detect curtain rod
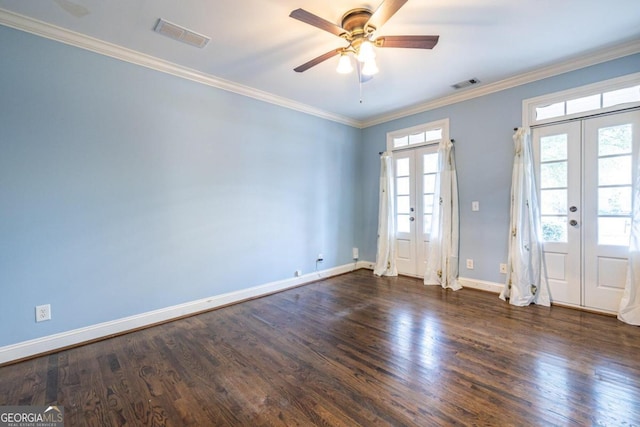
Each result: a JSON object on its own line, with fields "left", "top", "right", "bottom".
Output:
{"left": 378, "top": 139, "right": 455, "bottom": 155}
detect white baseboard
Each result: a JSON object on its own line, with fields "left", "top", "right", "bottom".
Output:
{"left": 0, "top": 263, "right": 363, "bottom": 365}
{"left": 458, "top": 277, "right": 504, "bottom": 294}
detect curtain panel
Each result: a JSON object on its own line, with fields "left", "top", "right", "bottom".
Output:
{"left": 502, "top": 128, "right": 550, "bottom": 306}
{"left": 424, "top": 139, "right": 461, "bottom": 290}
{"left": 619, "top": 138, "right": 640, "bottom": 325}
{"left": 374, "top": 152, "right": 398, "bottom": 277}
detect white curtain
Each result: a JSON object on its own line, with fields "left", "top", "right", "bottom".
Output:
{"left": 424, "top": 139, "right": 461, "bottom": 290}
{"left": 501, "top": 128, "right": 550, "bottom": 306}
{"left": 374, "top": 152, "right": 398, "bottom": 277}
{"left": 618, "top": 146, "right": 640, "bottom": 325}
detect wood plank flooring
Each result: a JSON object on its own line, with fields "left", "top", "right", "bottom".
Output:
{"left": 1, "top": 269, "right": 640, "bottom": 426}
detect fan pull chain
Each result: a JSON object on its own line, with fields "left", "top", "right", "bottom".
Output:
{"left": 359, "top": 78, "right": 363, "bottom": 104}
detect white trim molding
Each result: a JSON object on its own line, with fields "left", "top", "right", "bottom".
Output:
{"left": 458, "top": 277, "right": 504, "bottom": 294}
{"left": 363, "top": 39, "right": 640, "bottom": 128}
{"left": 0, "top": 262, "right": 362, "bottom": 365}
{"left": 1, "top": 8, "right": 639, "bottom": 129}
{"left": 0, "top": 8, "right": 360, "bottom": 128}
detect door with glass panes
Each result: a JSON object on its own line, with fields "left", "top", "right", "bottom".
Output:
{"left": 393, "top": 146, "right": 438, "bottom": 276}
{"left": 534, "top": 110, "right": 640, "bottom": 312}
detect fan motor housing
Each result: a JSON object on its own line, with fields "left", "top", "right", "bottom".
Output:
{"left": 341, "top": 8, "right": 374, "bottom": 39}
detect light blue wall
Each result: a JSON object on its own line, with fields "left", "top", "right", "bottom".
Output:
{"left": 1, "top": 21, "right": 638, "bottom": 349}
{"left": 0, "top": 25, "right": 361, "bottom": 347}
{"left": 358, "top": 53, "right": 640, "bottom": 282}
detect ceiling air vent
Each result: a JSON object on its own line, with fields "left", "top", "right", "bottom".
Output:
{"left": 452, "top": 78, "right": 480, "bottom": 90}
{"left": 154, "top": 18, "right": 210, "bottom": 48}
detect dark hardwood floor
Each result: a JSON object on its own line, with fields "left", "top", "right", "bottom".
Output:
{"left": 1, "top": 269, "right": 640, "bottom": 426}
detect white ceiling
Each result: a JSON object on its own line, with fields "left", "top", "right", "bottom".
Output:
{"left": 1, "top": 0, "right": 639, "bottom": 125}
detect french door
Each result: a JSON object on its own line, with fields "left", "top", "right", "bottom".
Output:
{"left": 393, "top": 146, "right": 438, "bottom": 276}
{"left": 534, "top": 110, "right": 640, "bottom": 312}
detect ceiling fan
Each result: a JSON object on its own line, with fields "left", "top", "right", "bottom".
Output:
{"left": 289, "top": 0, "right": 439, "bottom": 80}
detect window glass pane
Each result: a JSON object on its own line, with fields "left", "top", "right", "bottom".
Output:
{"left": 603, "top": 85, "right": 640, "bottom": 108}
{"left": 394, "top": 136, "right": 408, "bottom": 147}
{"left": 598, "top": 217, "right": 631, "bottom": 246}
{"left": 423, "top": 154, "right": 438, "bottom": 173}
{"left": 425, "top": 128, "right": 443, "bottom": 142}
{"left": 536, "top": 102, "right": 565, "bottom": 120}
{"left": 599, "top": 156, "right": 632, "bottom": 186}
{"left": 397, "top": 195, "right": 410, "bottom": 214}
{"left": 542, "top": 216, "right": 567, "bottom": 242}
{"left": 598, "top": 124, "right": 632, "bottom": 156}
{"left": 423, "top": 174, "right": 436, "bottom": 193}
{"left": 424, "top": 214, "right": 432, "bottom": 234}
{"left": 540, "top": 161, "right": 567, "bottom": 189}
{"left": 566, "top": 94, "right": 601, "bottom": 115}
{"left": 397, "top": 214, "right": 410, "bottom": 233}
{"left": 599, "top": 187, "right": 632, "bottom": 215}
{"left": 540, "top": 134, "right": 567, "bottom": 161}
{"left": 540, "top": 189, "right": 567, "bottom": 215}
{"left": 396, "top": 158, "right": 410, "bottom": 176}
{"left": 423, "top": 194, "right": 434, "bottom": 214}
{"left": 396, "top": 177, "right": 410, "bottom": 195}
{"left": 409, "top": 132, "right": 425, "bottom": 144}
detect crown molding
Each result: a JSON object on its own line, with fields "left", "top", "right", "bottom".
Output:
{"left": 361, "top": 38, "right": 640, "bottom": 128}
{"left": 0, "top": 8, "right": 361, "bottom": 128}
{"left": 1, "top": 8, "right": 638, "bottom": 130}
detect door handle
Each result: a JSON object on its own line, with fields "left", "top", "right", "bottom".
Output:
{"left": 410, "top": 217, "right": 415, "bottom": 222}
{"left": 570, "top": 219, "right": 578, "bottom": 226}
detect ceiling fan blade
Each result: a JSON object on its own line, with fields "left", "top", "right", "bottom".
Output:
{"left": 289, "top": 9, "right": 346, "bottom": 38}
{"left": 366, "top": 0, "right": 408, "bottom": 30}
{"left": 376, "top": 35, "right": 440, "bottom": 49}
{"left": 294, "top": 49, "right": 342, "bottom": 72}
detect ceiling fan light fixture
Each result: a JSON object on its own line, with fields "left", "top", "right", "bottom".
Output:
{"left": 336, "top": 52, "right": 354, "bottom": 74}
{"left": 361, "top": 58, "right": 379, "bottom": 76}
{"left": 357, "top": 39, "right": 376, "bottom": 62}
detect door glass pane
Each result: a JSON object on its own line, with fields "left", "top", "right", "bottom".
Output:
{"left": 396, "top": 158, "right": 410, "bottom": 176}
{"left": 423, "top": 194, "right": 434, "bottom": 214}
{"left": 540, "top": 161, "right": 567, "bottom": 188}
{"left": 599, "top": 156, "right": 632, "bottom": 186}
{"left": 423, "top": 154, "right": 438, "bottom": 173}
{"left": 566, "top": 94, "right": 601, "bottom": 115}
{"left": 394, "top": 136, "right": 408, "bottom": 148}
{"left": 424, "top": 214, "right": 432, "bottom": 234}
{"left": 540, "top": 134, "right": 567, "bottom": 161}
{"left": 541, "top": 216, "right": 567, "bottom": 242}
{"left": 397, "top": 214, "right": 410, "bottom": 233}
{"left": 423, "top": 174, "right": 436, "bottom": 192}
{"left": 409, "top": 132, "right": 425, "bottom": 144}
{"left": 425, "top": 128, "right": 443, "bottom": 142}
{"left": 396, "top": 177, "right": 410, "bottom": 195}
{"left": 602, "top": 85, "right": 640, "bottom": 108}
{"left": 598, "top": 187, "right": 632, "bottom": 215}
{"left": 598, "top": 124, "right": 632, "bottom": 156}
{"left": 397, "top": 195, "right": 410, "bottom": 214}
{"left": 541, "top": 189, "right": 567, "bottom": 214}
{"left": 536, "top": 102, "right": 565, "bottom": 120}
{"left": 598, "top": 217, "right": 631, "bottom": 246}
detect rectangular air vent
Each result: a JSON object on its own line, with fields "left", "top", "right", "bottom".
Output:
{"left": 154, "top": 18, "right": 210, "bottom": 48}
{"left": 452, "top": 78, "right": 480, "bottom": 90}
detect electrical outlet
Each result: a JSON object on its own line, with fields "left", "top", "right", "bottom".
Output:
{"left": 466, "top": 259, "right": 474, "bottom": 269}
{"left": 500, "top": 263, "right": 508, "bottom": 274}
{"left": 352, "top": 247, "right": 359, "bottom": 259}
{"left": 36, "top": 304, "right": 51, "bottom": 322}
{"left": 317, "top": 253, "right": 324, "bottom": 262}
{"left": 294, "top": 270, "right": 302, "bottom": 277}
